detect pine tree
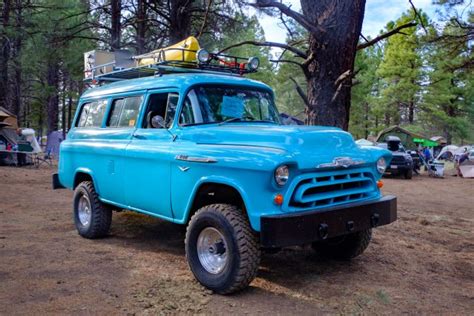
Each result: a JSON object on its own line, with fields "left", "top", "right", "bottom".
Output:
{"left": 376, "top": 11, "right": 425, "bottom": 127}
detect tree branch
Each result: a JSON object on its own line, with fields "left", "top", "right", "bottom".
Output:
{"left": 217, "top": 41, "right": 307, "bottom": 59}
{"left": 270, "top": 59, "right": 303, "bottom": 68}
{"left": 246, "top": 0, "right": 320, "bottom": 34}
{"left": 409, "top": 0, "right": 427, "bottom": 34}
{"left": 197, "top": 0, "right": 213, "bottom": 39}
{"left": 289, "top": 77, "right": 309, "bottom": 108}
{"left": 357, "top": 22, "right": 417, "bottom": 50}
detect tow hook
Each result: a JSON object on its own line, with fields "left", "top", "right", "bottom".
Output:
{"left": 318, "top": 223, "right": 329, "bottom": 240}
{"left": 346, "top": 221, "right": 355, "bottom": 232}
{"left": 371, "top": 213, "right": 380, "bottom": 227}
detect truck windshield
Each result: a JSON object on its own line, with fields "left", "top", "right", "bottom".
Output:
{"left": 179, "top": 86, "right": 280, "bottom": 126}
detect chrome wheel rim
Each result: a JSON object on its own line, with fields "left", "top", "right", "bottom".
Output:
{"left": 78, "top": 194, "right": 92, "bottom": 227}
{"left": 197, "top": 227, "right": 228, "bottom": 274}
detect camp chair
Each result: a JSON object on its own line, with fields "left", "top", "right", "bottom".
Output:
{"left": 34, "top": 148, "right": 53, "bottom": 168}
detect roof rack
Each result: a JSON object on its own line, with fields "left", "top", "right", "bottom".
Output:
{"left": 84, "top": 39, "right": 260, "bottom": 84}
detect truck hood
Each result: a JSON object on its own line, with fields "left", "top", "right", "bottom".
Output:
{"left": 179, "top": 124, "right": 388, "bottom": 169}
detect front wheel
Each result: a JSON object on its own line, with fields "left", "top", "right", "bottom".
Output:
{"left": 73, "top": 181, "right": 112, "bottom": 239}
{"left": 185, "top": 204, "right": 260, "bottom": 294}
{"left": 312, "top": 229, "right": 372, "bottom": 260}
{"left": 404, "top": 169, "right": 413, "bottom": 179}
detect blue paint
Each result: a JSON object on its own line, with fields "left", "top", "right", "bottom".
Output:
{"left": 58, "top": 73, "right": 392, "bottom": 231}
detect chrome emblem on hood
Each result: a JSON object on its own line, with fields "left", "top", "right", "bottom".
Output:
{"left": 317, "top": 157, "right": 365, "bottom": 169}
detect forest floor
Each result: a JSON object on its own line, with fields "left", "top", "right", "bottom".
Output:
{"left": 1, "top": 165, "right": 473, "bottom": 315}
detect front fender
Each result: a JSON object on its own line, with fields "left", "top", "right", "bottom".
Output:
{"left": 176, "top": 175, "right": 251, "bottom": 224}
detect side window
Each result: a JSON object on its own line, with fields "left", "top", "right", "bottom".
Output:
{"left": 77, "top": 103, "right": 92, "bottom": 127}
{"left": 142, "top": 92, "right": 179, "bottom": 128}
{"left": 107, "top": 96, "right": 143, "bottom": 128}
{"left": 76, "top": 100, "right": 107, "bottom": 127}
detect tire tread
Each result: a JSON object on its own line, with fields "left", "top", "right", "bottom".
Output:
{"left": 185, "top": 204, "right": 260, "bottom": 294}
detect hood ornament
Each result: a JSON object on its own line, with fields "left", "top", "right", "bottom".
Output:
{"left": 317, "top": 157, "right": 365, "bottom": 169}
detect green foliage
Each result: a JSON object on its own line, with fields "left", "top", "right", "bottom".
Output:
{"left": 349, "top": 46, "right": 382, "bottom": 139}
{"left": 376, "top": 11, "right": 424, "bottom": 126}
{"left": 421, "top": 20, "right": 474, "bottom": 143}
{"left": 271, "top": 21, "right": 308, "bottom": 117}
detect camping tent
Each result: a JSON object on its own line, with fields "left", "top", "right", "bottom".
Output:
{"left": 0, "top": 106, "right": 18, "bottom": 129}
{"left": 46, "top": 131, "right": 64, "bottom": 157}
{"left": 376, "top": 125, "right": 438, "bottom": 150}
{"left": 436, "top": 145, "right": 459, "bottom": 160}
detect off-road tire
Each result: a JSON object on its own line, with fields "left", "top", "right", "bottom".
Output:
{"left": 312, "top": 229, "right": 372, "bottom": 261}
{"left": 73, "top": 181, "right": 112, "bottom": 239}
{"left": 185, "top": 204, "right": 260, "bottom": 294}
{"left": 404, "top": 169, "right": 413, "bottom": 179}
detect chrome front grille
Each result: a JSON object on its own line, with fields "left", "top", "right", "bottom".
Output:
{"left": 288, "top": 169, "right": 378, "bottom": 210}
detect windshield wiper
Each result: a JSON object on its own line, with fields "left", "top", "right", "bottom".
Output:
{"left": 249, "top": 120, "right": 279, "bottom": 124}
{"left": 218, "top": 117, "right": 279, "bottom": 126}
{"left": 218, "top": 117, "right": 245, "bottom": 125}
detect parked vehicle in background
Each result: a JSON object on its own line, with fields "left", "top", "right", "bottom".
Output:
{"left": 377, "top": 136, "right": 413, "bottom": 179}
{"left": 52, "top": 41, "right": 398, "bottom": 294}
{"left": 468, "top": 149, "right": 474, "bottom": 162}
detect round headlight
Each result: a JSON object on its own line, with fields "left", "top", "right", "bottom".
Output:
{"left": 377, "top": 157, "right": 387, "bottom": 174}
{"left": 247, "top": 57, "right": 260, "bottom": 71}
{"left": 275, "top": 165, "right": 289, "bottom": 186}
{"left": 197, "top": 49, "right": 210, "bottom": 63}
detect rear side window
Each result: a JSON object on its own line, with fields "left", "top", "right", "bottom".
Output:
{"left": 77, "top": 100, "right": 108, "bottom": 127}
{"left": 107, "top": 96, "right": 143, "bottom": 128}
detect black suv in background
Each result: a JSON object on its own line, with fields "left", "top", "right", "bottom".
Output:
{"left": 377, "top": 136, "right": 413, "bottom": 179}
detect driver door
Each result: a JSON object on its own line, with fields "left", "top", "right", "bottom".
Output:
{"left": 124, "top": 89, "right": 179, "bottom": 219}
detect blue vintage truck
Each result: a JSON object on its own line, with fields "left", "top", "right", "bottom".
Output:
{"left": 54, "top": 45, "right": 396, "bottom": 294}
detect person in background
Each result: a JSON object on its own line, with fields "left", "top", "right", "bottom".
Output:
{"left": 423, "top": 146, "right": 432, "bottom": 162}
{"left": 456, "top": 148, "right": 470, "bottom": 177}
{"left": 16, "top": 128, "right": 27, "bottom": 167}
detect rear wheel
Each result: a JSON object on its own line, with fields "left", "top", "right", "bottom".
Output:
{"left": 185, "top": 204, "right": 260, "bottom": 294}
{"left": 312, "top": 229, "right": 372, "bottom": 260}
{"left": 73, "top": 181, "right": 112, "bottom": 239}
{"left": 404, "top": 169, "right": 413, "bottom": 179}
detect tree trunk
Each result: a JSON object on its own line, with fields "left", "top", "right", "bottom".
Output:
{"left": 61, "top": 73, "right": 66, "bottom": 139}
{"left": 0, "top": 0, "right": 11, "bottom": 111}
{"left": 67, "top": 79, "right": 73, "bottom": 131}
{"left": 46, "top": 61, "right": 60, "bottom": 134}
{"left": 136, "top": 0, "right": 147, "bottom": 54}
{"left": 168, "top": 0, "right": 192, "bottom": 43}
{"left": 11, "top": 0, "right": 23, "bottom": 119}
{"left": 408, "top": 100, "right": 414, "bottom": 123}
{"left": 364, "top": 102, "right": 369, "bottom": 139}
{"left": 111, "top": 0, "right": 121, "bottom": 50}
{"left": 302, "top": 0, "right": 366, "bottom": 130}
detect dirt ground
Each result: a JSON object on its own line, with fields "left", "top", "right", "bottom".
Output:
{"left": 1, "top": 165, "right": 473, "bottom": 315}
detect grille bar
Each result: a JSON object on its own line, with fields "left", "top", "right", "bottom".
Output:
{"left": 297, "top": 184, "right": 373, "bottom": 204}
{"left": 288, "top": 169, "right": 378, "bottom": 211}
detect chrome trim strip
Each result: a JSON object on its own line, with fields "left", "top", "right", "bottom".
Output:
{"left": 317, "top": 157, "right": 365, "bottom": 169}
{"left": 175, "top": 155, "right": 217, "bottom": 163}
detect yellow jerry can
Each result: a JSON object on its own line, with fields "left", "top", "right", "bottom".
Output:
{"left": 136, "top": 36, "right": 200, "bottom": 66}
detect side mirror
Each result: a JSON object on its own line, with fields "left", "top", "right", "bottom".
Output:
{"left": 151, "top": 115, "right": 166, "bottom": 128}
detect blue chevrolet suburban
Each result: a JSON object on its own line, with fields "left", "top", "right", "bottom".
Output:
{"left": 54, "top": 61, "right": 397, "bottom": 294}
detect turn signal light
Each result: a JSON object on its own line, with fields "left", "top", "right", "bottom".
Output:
{"left": 377, "top": 180, "right": 384, "bottom": 189}
{"left": 274, "top": 193, "right": 284, "bottom": 205}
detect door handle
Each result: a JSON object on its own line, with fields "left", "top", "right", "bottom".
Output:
{"left": 132, "top": 134, "right": 147, "bottom": 140}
